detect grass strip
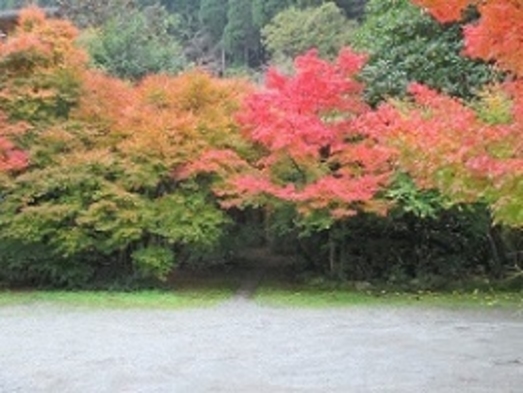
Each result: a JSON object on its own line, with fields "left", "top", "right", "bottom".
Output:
{"left": 0, "top": 288, "right": 234, "bottom": 309}
{"left": 254, "top": 285, "right": 523, "bottom": 309}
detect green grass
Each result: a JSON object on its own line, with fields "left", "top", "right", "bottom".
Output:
{"left": 0, "top": 266, "right": 243, "bottom": 309}
{"left": 0, "top": 288, "right": 234, "bottom": 309}
{"left": 0, "top": 288, "right": 520, "bottom": 310}
{"left": 1, "top": 273, "right": 521, "bottom": 310}
{"left": 254, "top": 285, "right": 523, "bottom": 309}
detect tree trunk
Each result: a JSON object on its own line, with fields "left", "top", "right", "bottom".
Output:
{"left": 329, "top": 229, "right": 336, "bottom": 275}
{"left": 486, "top": 218, "right": 507, "bottom": 278}
{"left": 220, "top": 47, "right": 226, "bottom": 75}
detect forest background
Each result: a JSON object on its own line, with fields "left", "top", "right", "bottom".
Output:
{"left": 0, "top": 0, "right": 521, "bottom": 291}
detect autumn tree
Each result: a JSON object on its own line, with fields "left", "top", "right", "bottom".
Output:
{"left": 0, "top": 6, "right": 75, "bottom": 183}
{"left": 1, "top": 69, "right": 250, "bottom": 285}
{"left": 0, "top": 6, "right": 86, "bottom": 123}
{"left": 0, "top": 5, "right": 84, "bottom": 179}
{"left": 182, "top": 50, "right": 395, "bottom": 273}
{"left": 378, "top": 0, "right": 523, "bottom": 228}
{"left": 412, "top": 0, "right": 523, "bottom": 76}
{"left": 0, "top": 113, "right": 27, "bottom": 173}
{"left": 353, "top": 0, "right": 521, "bottom": 279}
{"left": 0, "top": 8, "right": 252, "bottom": 286}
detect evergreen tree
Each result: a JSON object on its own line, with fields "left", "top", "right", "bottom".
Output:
{"left": 222, "top": 0, "right": 259, "bottom": 66}
{"left": 334, "top": 0, "right": 367, "bottom": 19}
{"left": 352, "top": 0, "right": 497, "bottom": 105}
{"left": 197, "top": 0, "right": 228, "bottom": 72}
{"left": 198, "top": 0, "right": 227, "bottom": 41}
{"left": 160, "top": 0, "right": 201, "bottom": 40}
{"left": 251, "top": 0, "right": 293, "bottom": 28}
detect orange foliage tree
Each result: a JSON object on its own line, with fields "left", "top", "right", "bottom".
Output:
{"left": 0, "top": 7, "right": 87, "bottom": 123}
{"left": 0, "top": 7, "right": 81, "bottom": 175}
{"left": 0, "top": 8, "right": 252, "bottom": 284}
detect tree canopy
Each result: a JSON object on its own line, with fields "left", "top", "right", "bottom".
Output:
{"left": 262, "top": 2, "right": 356, "bottom": 63}
{"left": 1, "top": 1, "right": 521, "bottom": 288}
{"left": 376, "top": 0, "right": 523, "bottom": 226}
{"left": 352, "top": 0, "right": 497, "bottom": 105}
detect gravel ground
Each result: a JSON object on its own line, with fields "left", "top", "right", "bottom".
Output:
{"left": 0, "top": 298, "right": 522, "bottom": 393}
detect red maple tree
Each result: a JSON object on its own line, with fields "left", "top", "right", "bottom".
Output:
{"left": 183, "top": 50, "right": 395, "bottom": 220}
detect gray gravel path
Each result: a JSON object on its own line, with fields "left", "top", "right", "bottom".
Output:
{"left": 0, "top": 299, "right": 522, "bottom": 393}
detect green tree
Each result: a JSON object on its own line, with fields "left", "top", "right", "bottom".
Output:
{"left": 262, "top": 2, "right": 355, "bottom": 63}
{"left": 352, "top": 0, "right": 497, "bottom": 105}
{"left": 196, "top": 0, "right": 228, "bottom": 71}
{"left": 251, "top": 0, "right": 293, "bottom": 28}
{"left": 82, "top": 5, "right": 186, "bottom": 80}
{"left": 295, "top": 0, "right": 324, "bottom": 7}
{"left": 222, "top": 0, "right": 259, "bottom": 66}
{"left": 160, "top": 0, "right": 201, "bottom": 40}
{"left": 333, "top": 0, "right": 366, "bottom": 19}
{"left": 198, "top": 0, "right": 227, "bottom": 40}
{"left": 0, "top": 0, "right": 57, "bottom": 9}
{"left": 0, "top": 0, "right": 21, "bottom": 9}
{"left": 56, "top": 0, "right": 151, "bottom": 28}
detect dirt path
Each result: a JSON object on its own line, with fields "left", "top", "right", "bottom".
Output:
{"left": 233, "top": 246, "right": 290, "bottom": 299}
{"left": 234, "top": 267, "right": 266, "bottom": 299}
{"left": 0, "top": 299, "right": 522, "bottom": 393}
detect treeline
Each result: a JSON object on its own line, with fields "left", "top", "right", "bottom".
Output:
{"left": 0, "top": 0, "right": 366, "bottom": 75}
{"left": 0, "top": 2, "right": 521, "bottom": 289}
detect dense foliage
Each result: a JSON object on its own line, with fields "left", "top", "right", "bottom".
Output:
{"left": 0, "top": 0, "right": 367, "bottom": 72}
{"left": 262, "top": 3, "right": 355, "bottom": 64}
{"left": 182, "top": 50, "right": 394, "bottom": 216}
{"left": 0, "top": 2, "right": 521, "bottom": 288}
{"left": 382, "top": 0, "right": 523, "bottom": 227}
{"left": 0, "top": 114, "right": 27, "bottom": 173}
{"left": 352, "top": 0, "right": 497, "bottom": 105}
{"left": 0, "top": 8, "right": 249, "bottom": 286}
{"left": 80, "top": 4, "right": 186, "bottom": 80}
